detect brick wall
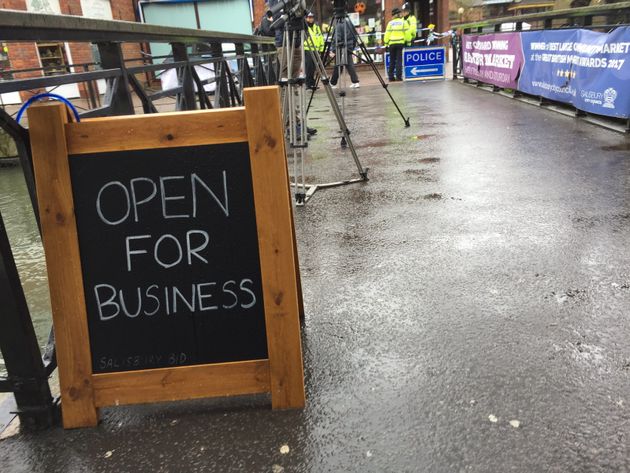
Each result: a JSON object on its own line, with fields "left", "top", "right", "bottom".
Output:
{"left": 1, "top": 0, "right": 148, "bottom": 101}
{"left": 0, "top": 0, "right": 27, "bottom": 9}
{"left": 5, "top": 42, "right": 41, "bottom": 78}
{"left": 60, "top": 0, "right": 82, "bottom": 15}
{"left": 252, "top": 0, "right": 267, "bottom": 28}
{"left": 111, "top": 0, "right": 144, "bottom": 65}
{"left": 1, "top": 0, "right": 44, "bottom": 98}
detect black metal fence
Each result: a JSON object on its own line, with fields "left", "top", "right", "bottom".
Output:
{"left": 0, "top": 10, "right": 277, "bottom": 430}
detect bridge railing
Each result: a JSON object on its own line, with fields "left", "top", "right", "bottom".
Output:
{"left": 0, "top": 9, "right": 277, "bottom": 430}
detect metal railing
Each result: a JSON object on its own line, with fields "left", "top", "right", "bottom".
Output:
{"left": 0, "top": 9, "right": 277, "bottom": 430}
{"left": 455, "top": 1, "right": 630, "bottom": 33}
{"left": 450, "top": 2, "right": 630, "bottom": 132}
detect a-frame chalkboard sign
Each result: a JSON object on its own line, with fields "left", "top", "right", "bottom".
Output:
{"left": 28, "top": 86, "right": 305, "bottom": 429}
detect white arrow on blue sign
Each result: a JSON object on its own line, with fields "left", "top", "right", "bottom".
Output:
{"left": 402, "top": 46, "right": 446, "bottom": 81}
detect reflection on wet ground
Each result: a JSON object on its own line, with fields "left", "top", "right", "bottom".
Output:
{"left": 601, "top": 141, "right": 630, "bottom": 151}
{"left": 0, "top": 167, "right": 51, "bottom": 376}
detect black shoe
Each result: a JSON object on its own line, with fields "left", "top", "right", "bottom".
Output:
{"left": 396, "top": 77, "right": 403, "bottom": 81}
{"left": 307, "top": 127, "right": 317, "bottom": 136}
{"left": 388, "top": 77, "right": 395, "bottom": 82}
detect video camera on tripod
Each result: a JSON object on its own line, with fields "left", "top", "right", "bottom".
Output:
{"left": 332, "top": 0, "right": 349, "bottom": 16}
{"left": 269, "top": 0, "right": 307, "bottom": 29}
{"left": 270, "top": 0, "right": 348, "bottom": 25}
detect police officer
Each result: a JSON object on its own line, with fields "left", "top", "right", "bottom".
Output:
{"left": 384, "top": 7, "right": 411, "bottom": 82}
{"left": 304, "top": 11, "right": 324, "bottom": 90}
{"left": 401, "top": 3, "right": 417, "bottom": 46}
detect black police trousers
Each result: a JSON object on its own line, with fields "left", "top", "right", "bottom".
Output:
{"left": 388, "top": 44, "right": 404, "bottom": 81}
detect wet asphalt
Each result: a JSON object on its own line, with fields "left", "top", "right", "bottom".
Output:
{"left": 2, "top": 78, "right": 630, "bottom": 472}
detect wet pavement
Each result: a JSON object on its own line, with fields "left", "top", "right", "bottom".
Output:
{"left": 2, "top": 77, "right": 630, "bottom": 472}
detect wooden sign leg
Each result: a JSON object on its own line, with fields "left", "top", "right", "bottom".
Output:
{"left": 283, "top": 157, "right": 306, "bottom": 321}
{"left": 28, "top": 103, "right": 99, "bottom": 428}
{"left": 243, "top": 86, "right": 306, "bottom": 409}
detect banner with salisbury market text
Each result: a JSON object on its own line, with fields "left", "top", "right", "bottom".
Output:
{"left": 462, "top": 33, "right": 524, "bottom": 89}
{"left": 518, "top": 27, "right": 630, "bottom": 119}
{"left": 462, "top": 27, "right": 630, "bottom": 119}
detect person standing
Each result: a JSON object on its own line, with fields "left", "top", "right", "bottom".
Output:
{"left": 384, "top": 7, "right": 411, "bottom": 82}
{"left": 255, "top": 10, "right": 275, "bottom": 37}
{"left": 401, "top": 3, "right": 417, "bottom": 46}
{"left": 304, "top": 11, "right": 324, "bottom": 90}
{"left": 330, "top": 16, "right": 360, "bottom": 88}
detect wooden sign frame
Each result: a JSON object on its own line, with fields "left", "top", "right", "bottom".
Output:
{"left": 28, "top": 86, "right": 305, "bottom": 429}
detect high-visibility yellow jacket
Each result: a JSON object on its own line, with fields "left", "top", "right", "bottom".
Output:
{"left": 305, "top": 23, "right": 324, "bottom": 52}
{"left": 384, "top": 18, "right": 411, "bottom": 46}
{"left": 404, "top": 14, "right": 417, "bottom": 45}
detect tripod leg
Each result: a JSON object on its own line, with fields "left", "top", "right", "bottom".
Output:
{"left": 306, "top": 39, "right": 334, "bottom": 116}
{"left": 305, "top": 13, "right": 338, "bottom": 116}
{"left": 308, "top": 42, "right": 367, "bottom": 180}
{"left": 348, "top": 20, "right": 411, "bottom": 127}
{"left": 282, "top": 28, "right": 309, "bottom": 204}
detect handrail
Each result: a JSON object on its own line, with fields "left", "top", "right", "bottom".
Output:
{"left": 455, "top": 1, "right": 630, "bottom": 30}
{"left": 0, "top": 9, "right": 274, "bottom": 44}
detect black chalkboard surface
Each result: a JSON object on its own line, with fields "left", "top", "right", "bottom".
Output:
{"left": 69, "top": 143, "right": 268, "bottom": 373}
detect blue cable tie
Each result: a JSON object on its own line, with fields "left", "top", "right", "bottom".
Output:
{"left": 16, "top": 92, "right": 81, "bottom": 124}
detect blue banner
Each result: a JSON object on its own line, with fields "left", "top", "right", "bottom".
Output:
{"left": 518, "top": 27, "right": 630, "bottom": 119}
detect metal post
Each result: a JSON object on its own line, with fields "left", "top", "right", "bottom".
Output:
{"left": 263, "top": 43, "right": 278, "bottom": 84}
{"left": 210, "top": 43, "right": 229, "bottom": 108}
{"left": 172, "top": 42, "right": 197, "bottom": 111}
{"left": 96, "top": 42, "right": 135, "bottom": 115}
{"left": 243, "top": 48, "right": 255, "bottom": 88}
{"left": 251, "top": 43, "right": 267, "bottom": 86}
{"left": 0, "top": 212, "right": 55, "bottom": 430}
{"left": 452, "top": 33, "right": 459, "bottom": 80}
{"left": 84, "top": 64, "right": 99, "bottom": 109}
{"left": 235, "top": 43, "right": 245, "bottom": 90}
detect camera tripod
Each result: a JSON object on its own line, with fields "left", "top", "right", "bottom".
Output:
{"left": 306, "top": 5, "right": 411, "bottom": 130}
{"left": 276, "top": 14, "right": 368, "bottom": 205}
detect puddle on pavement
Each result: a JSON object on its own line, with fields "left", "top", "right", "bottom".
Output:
{"left": 418, "top": 157, "right": 441, "bottom": 164}
{"left": 404, "top": 169, "right": 436, "bottom": 182}
{"left": 601, "top": 142, "right": 630, "bottom": 151}
{"left": 572, "top": 213, "right": 629, "bottom": 229}
{"left": 355, "top": 140, "right": 392, "bottom": 149}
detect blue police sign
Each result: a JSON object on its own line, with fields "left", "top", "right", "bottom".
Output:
{"left": 403, "top": 46, "right": 445, "bottom": 80}
{"left": 384, "top": 46, "right": 446, "bottom": 81}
